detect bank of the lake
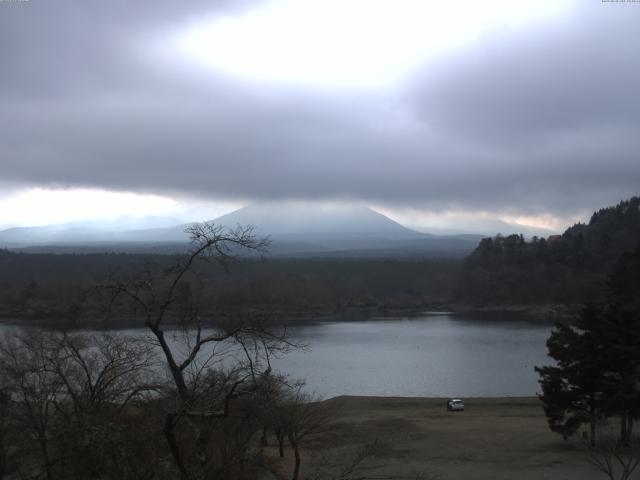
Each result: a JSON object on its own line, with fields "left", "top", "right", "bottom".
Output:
{"left": 276, "top": 395, "right": 601, "bottom": 480}
{"left": 0, "top": 299, "right": 579, "bottom": 330}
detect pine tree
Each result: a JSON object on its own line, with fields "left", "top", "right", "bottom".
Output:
{"left": 536, "top": 304, "right": 610, "bottom": 444}
{"left": 536, "top": 243, "right": 640, "bottom": 444}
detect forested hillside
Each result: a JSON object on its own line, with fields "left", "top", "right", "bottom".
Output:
{"left": 461, "top": 197, "right": 640, "bottom": 304}
{"left": 0, "top": 249, "right": 459, "bottom": 325}
{"left": 1, "top": 197, "right": 639, "bottom": 325}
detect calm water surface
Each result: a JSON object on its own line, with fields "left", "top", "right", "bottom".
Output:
{"left": 272, "top": 313, "right": 552, "bottom": 398}
{"left": 0, "top": 313, "right": 553, "bottom": 398}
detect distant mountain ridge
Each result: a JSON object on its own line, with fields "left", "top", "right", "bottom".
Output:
{"left": 0, "top": 222, "right": 188, "bottom": 245}
{"left": 210, "top": 204, "right": 487, "bottom": 258}
{"left": 0, "top": 203, "right": 484, "bottom": 258}
{"left": 214, "top": 204, "right": 425, "bottom": 238}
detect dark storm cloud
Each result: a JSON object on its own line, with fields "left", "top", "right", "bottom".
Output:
{"left": 1, "top": 0, "right": 639, "bottom": 219}
{"left": 402, "top": 3, "right": 640, "bottom": 213}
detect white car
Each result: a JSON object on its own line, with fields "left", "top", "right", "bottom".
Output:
{"left": 447, "top": 398, "right": 465, "bottom": 411}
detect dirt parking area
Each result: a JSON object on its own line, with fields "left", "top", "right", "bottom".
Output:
{"left": 275, "top": 396, "right": 604, "bottom": 480}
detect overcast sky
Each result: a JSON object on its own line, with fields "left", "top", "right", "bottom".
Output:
{"left": 1, "top": 0, "right": 639, "bottom": 232}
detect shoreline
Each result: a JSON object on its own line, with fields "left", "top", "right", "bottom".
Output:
{"left": 0, "top": 303, "right": 575, "bottom": 330}
{"left": 325, "top": 394, "right": 540, "bottom": 401}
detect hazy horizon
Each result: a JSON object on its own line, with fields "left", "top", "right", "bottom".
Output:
{"left": 0, "top": 200, "right": 561, "bottom": 238}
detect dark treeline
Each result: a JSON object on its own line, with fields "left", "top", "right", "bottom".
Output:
{"left": 1, "top": 196, "right": 640, "bottom": 325}
{"left": 0, "top": 251, "right": 460, "bottom": 325}
{"left": 462, "top": 196, "right": 640, "bottom": 305}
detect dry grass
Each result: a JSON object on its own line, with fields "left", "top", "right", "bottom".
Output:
{"left": 269, "top": 396, "right": 603, "bottom": 480}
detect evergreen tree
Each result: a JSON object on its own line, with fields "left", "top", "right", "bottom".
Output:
{"left": 536, "top": 304, "right": 609, "bottom": 444}
{"left": 600, "top": 244, "right": 640, "bottom": 444}
{"left": 536, "top": 243, "right": 640, "bottom": 444}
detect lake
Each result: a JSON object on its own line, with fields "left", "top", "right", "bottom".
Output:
{"left": 0, "top": 312, "right": 554, "bottom": 398}
{"left": 271, "top": 313, "right": 553, "bottom": 398}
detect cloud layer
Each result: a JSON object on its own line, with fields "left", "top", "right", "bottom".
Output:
{"left": 1, "top": 0, "right": 639, "bottom": 222}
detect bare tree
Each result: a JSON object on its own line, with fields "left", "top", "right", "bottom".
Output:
{"left": 0, "top": 387, "right": 16, "bottom": 479}
{"left": 586, "top": 432, "right": 640, "bottom": 480}
{"left": 281, "top": 389, "right": 330, "bottom": 480}
{"left": 46, "top": 332, "right": 158, "bottom": 413}
{"left": 0, "top": 331, "right": 64, "bottom": 480}
{"left": 251, "top": 372, "right": 303, "bottom": 459}
{"left": 106, "top": 223, "right": 299, "bottom": 479}
{"left": 0, "top": 223, "right": 303, "bottom": 480}
{"left": 47, "top": 332, "right": 160, "bottom": 480}
{"left": 0, "top": 330, "right": 161, "bottom": 480}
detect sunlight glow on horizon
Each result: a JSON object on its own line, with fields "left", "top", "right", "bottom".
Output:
{"left": 373, "top": 205, "right": 581, "bottom": 235}
{"left": 0, "top": 188, "right": 580, "bottom": 234}
{"left": 0, "top": 188, "right": 176, "bottom": 228}
{"left": 173, "top": 0, "right": 569, "bottom": 88}
{"left": 0, "top": 188, "right": 241, "bottom": 229}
